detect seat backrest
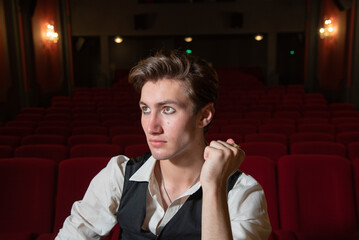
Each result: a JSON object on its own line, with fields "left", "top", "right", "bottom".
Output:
{"left": 112, "top": 134, "right": 147, "bottom": 148}
{"left": 21, "top": 134, "right": 67, "bottom": 145}
{"left": 240, "top": 142, "right": 287, "bottom": 162}
{"left": 258, "top": 123, "right": 296, "bottom": 137}
{"left": 245, "top": 133, "right": 287, "bottom": 146}
{"left": 71, "top": 126, "right": 108, "bottom": 135}
{"left": 289, "top": 132, "right": 334, "bottom": 144}
{"left": 352, "top": 158, "right": 359, "bottom": 222}
{"left": 348, "top": 142, "right": 359, "bottom": 160}
{"left": 124, "top": 144, "right": 150, "bottom": 158}
{"left": 336, "top": 131, "right": 359, "bottom": 145}
{"left": 290, "top": 141, "right": 346, "bottom": 157}
{"left": 70, "top": 144, "right": 123, "bottom": 158}
{"left": 0, "top": 145, "right": 13, "bottom": 158}
{"left": 68, "top": 134, "right": 110, "bottom": 147}
{"left": 240, "top": 156, "right": 279, "bottom": 229}
{"left": 205, "top": 133, "right": 243, "bottom": 144}
{"left": 297, "top": 123, "right": 335, "bottom": 134}
{"left": 0, "top": 158, "right": 56, "bottom": 233}
{"left": 220, "top": 124, "right": 257, "bottom": 137}
{"left": 0, "top": 136, "right": 21, "bottom": 148}
{"left": 53, "top": 157, "right": 110, "bottom": 232}
{"left": 14, "top": 144, "right": 68, "bottom": 163}
{"left": 278, "top": 154, "right": 357, "bottom": 236}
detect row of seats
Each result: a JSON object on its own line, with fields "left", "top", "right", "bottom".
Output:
{"left": 1, "top": 154, "right": 359, "bottom": 240}
{"left": 1, "top": 135, "right": 359, "bottom": 162}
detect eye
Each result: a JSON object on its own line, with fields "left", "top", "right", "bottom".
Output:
{"left": 141, "top": 106, "right": 151, "bottom": 114}
{"left": 163, "top": 106, "right": 175, "bottom": 114}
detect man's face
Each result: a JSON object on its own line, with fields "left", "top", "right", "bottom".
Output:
{"left": 139, "top": 78, "right": 201, "bottom": 161}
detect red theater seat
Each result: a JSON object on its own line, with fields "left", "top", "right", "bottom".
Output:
{"left": 70, "top": 144, "right": 123, "bottom": 158}
{"left": 205, "top": 133, "right": 242, "bottom": 144}
{"left": 348, "top": 142, "right": 359, "bottom": 160}
{"left": 52, "top": 157, "right": 110, "bottom": 235}
{"left": 109, "top": 126, "right": 143, "bottom": 137}
{"left": 245, "top": 133, "right": 287, "bottom": 145}
{"left": 278, "top": 154, "right": 358, "bottom": 239}
{"left": 258, "top": 123, "right": 296, "bottom": 137}
{"left": 68, "top": 134, "right": 110, "bottom": 147}
{"left": 297, "top": 123, "right": 335, "bottom": 135}
{"left": 336, "top": 131, "right": 359, "bottom": 145}
{"left": 35, "top": 126, "right": 71, "bottom": 137}
{"left": 0, "top": 158, "right": 56, "bottom": 235}
{"left": 289, "top": 132, "right": 334, "bottom": 144}
{"left": 240, "top": 156, "right": 279, "bottom": 230}
{"left": 240, "top": 142, "right": 287, "bottom": 162}
{"left": 14, "top": 144, "right": 68, "bottom": 163}
{"left": 0, "top": 145, "right": 13, "bottom": 158}
{"left": 0, "top": 126, "right": 33, "bottom": 137}
{"left": 221, "top": 124, "right": 257, "bottom": 137}
{"left": 290, "top": 141, "right": 346, "bottom": 157}
{"left": 124, "top": 144, "right": 150, "bottom": 158}
{"left": 21, "top": 134, "right": 67, "bottom": 145}
{"left": 112, "top": 134, "right": 147, "bottom": 148}
{"left": 71, "top": 126, "right": 108, "bottom": 135}
{"left": 335, "top": 123, "right": 359, "bottom": 133}
{"left": 0, "top": 136, "right": 21, "bottom": 148}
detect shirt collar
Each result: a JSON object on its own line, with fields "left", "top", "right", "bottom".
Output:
{"left": 129, "top": 155, "right": 157, "bottom": 182}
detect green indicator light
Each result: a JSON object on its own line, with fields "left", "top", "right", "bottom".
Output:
{"left": 290, "top": 50, "right": 295, "bottom": 55}
{"left": 186, "top": 49, "right": 192, "bottom": 54}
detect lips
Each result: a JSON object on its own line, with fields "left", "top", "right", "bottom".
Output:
{"left": 148, "top": 139, "right": 167, "bottom": 147}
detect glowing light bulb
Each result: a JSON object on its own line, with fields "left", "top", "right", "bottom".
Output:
{"left": 184, "top": 37, "right": 192, "bottom": 43}
{"left": 254, "top": 34, "right": 263, "bottom": 41}
{"left": 114, "top": 36, "right": 123, "bottom": 44}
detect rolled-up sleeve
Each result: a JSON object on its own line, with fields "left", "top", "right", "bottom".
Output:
{"left": 228, "top": 173, "right": 272, "bottom": 240}
{"left": 55, "top": 155, "right": 129, "bottom": 240}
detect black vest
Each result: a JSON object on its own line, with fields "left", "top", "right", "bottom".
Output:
{"left": 116, "top": 153, "right": 241, "bottom": 240}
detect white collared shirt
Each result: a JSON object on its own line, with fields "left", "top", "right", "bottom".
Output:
{"left": 56, "top": 155, "right": 271, "bottom": 240}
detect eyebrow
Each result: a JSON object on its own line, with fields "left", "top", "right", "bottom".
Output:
{"left": 139, "top": 100, "right": 182, "bottom": 107}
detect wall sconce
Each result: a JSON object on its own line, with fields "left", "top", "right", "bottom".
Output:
{"left": 254, "top": 34, "right": 264, "bottom": 41}
{"left": 319, "top": 19, "right": 335, "bottom": 39}
{"left": 114, "top": 36, "right": 123, "bottom": 44}
{"left": 184, "top": 37, "right": 193, "bottom": 43}
{"left": 44, "top": 23, "right": 59, "bottom": 43}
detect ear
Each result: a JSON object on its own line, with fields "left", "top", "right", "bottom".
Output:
{"left": 198, "top": 103, "right": 215, "bottom": 128}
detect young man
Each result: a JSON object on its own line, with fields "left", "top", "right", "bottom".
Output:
{"left": 56, "top": 50, "right": 271, "bottom": 239}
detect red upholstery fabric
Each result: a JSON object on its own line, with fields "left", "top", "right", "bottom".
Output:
{"left": 258, "top": 123, "right": 296, "bottom": 137}
{"left": 245, "top": 133, "right": 287, "bottom": 145}
{"left": 0, "top": 232, "right": 36, "bottom": 240}
{"left": 21, "top": 135, "right": 67, "bottom": 145}
{"left": 5, "top": 120, "right": 37, "bottom": 128}
{"left": 301, "top": 110, "right": 330, "bottom": 119}
{"left": 35, "top": 126, "right": 71, "bottom": 137}
{"left": 0, "top": 127, "right": 33, "bottom": 137}
{"left": 14, "top": 144, "right": 68, "bottom": 162}
{"left": 290, "top": 141, "right": 346, "bottom": 157}
{"left": 336, "top": 131, "right": 359, "bottom": 145}
{"left": 109, "top": 126, "right": 144, "bottom": 137}
{"left": 331, "top": 110, "right": 359, "bottom": 118}
{"left": 71, "top": 126, "right": 108, "bottom": 135}
{"left": 273, "top": 111, "right": 301, "bottom": 119}
{"left": 263, "top": 118, "right": 296, "bottom": 125}
{"left": 0, "top": 136, "right": 21, "bottom": 148}
{"left": 67, "top": 134, "right": 110, "bottom": 147}
{"left": 278, "top": 154, "right": 357, "bottom": 238}
{"left": 111, "top": 134, "right": 147, "bottom": 148}
{"left": 205, "top": 133, "right": 243, "bottom": 144}
{"left": 220, "top": 124, "right": 257, "bottom": 137}
{"left": 53, "top": 157, "right": 110, "bottom": 233}
{"left": 296, "top": 117, "right": 329, "bottom": 125}
{"left": 0, "top": 158, "right": 56, "bottom": 234}
{"left": 348, "top": 142, "right": 359, "bottom": 160}
{"left": 240, "top": 156, "right": 279, "bottom": 229}
{"left": 335, "top": 123, "right": 359, "bottom": 133}
{"left": 0, "top": 145, "right": 13, "bottom": 158}
{"left": 289, "top": 132, "right": 334, "bottom": 144}
{"left": 352, "top": 158, "right": 359, "bottom": 222}
{"left": 241, "top": 142, "right": 287, "bottom": 162}
{"left": 70, "top": 144, "right": 123, "bottom": 158}
{"left": 331, "top": 116, "right": 359, "bottom": 125}
{"left": 328, "top": 103, "right": 355, "bottom": 111}
{"left": 297, "top": 123, "right": 335, "bottom": 134}
{"left": 243, "top": 111, "right": 272, "bottom": 121}
{"left": 124, "top": 144, "right": 150, "bottom": 158}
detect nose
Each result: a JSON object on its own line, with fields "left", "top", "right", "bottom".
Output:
{"left": 144, "top": 112, "right": 163, "bottom": 135}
